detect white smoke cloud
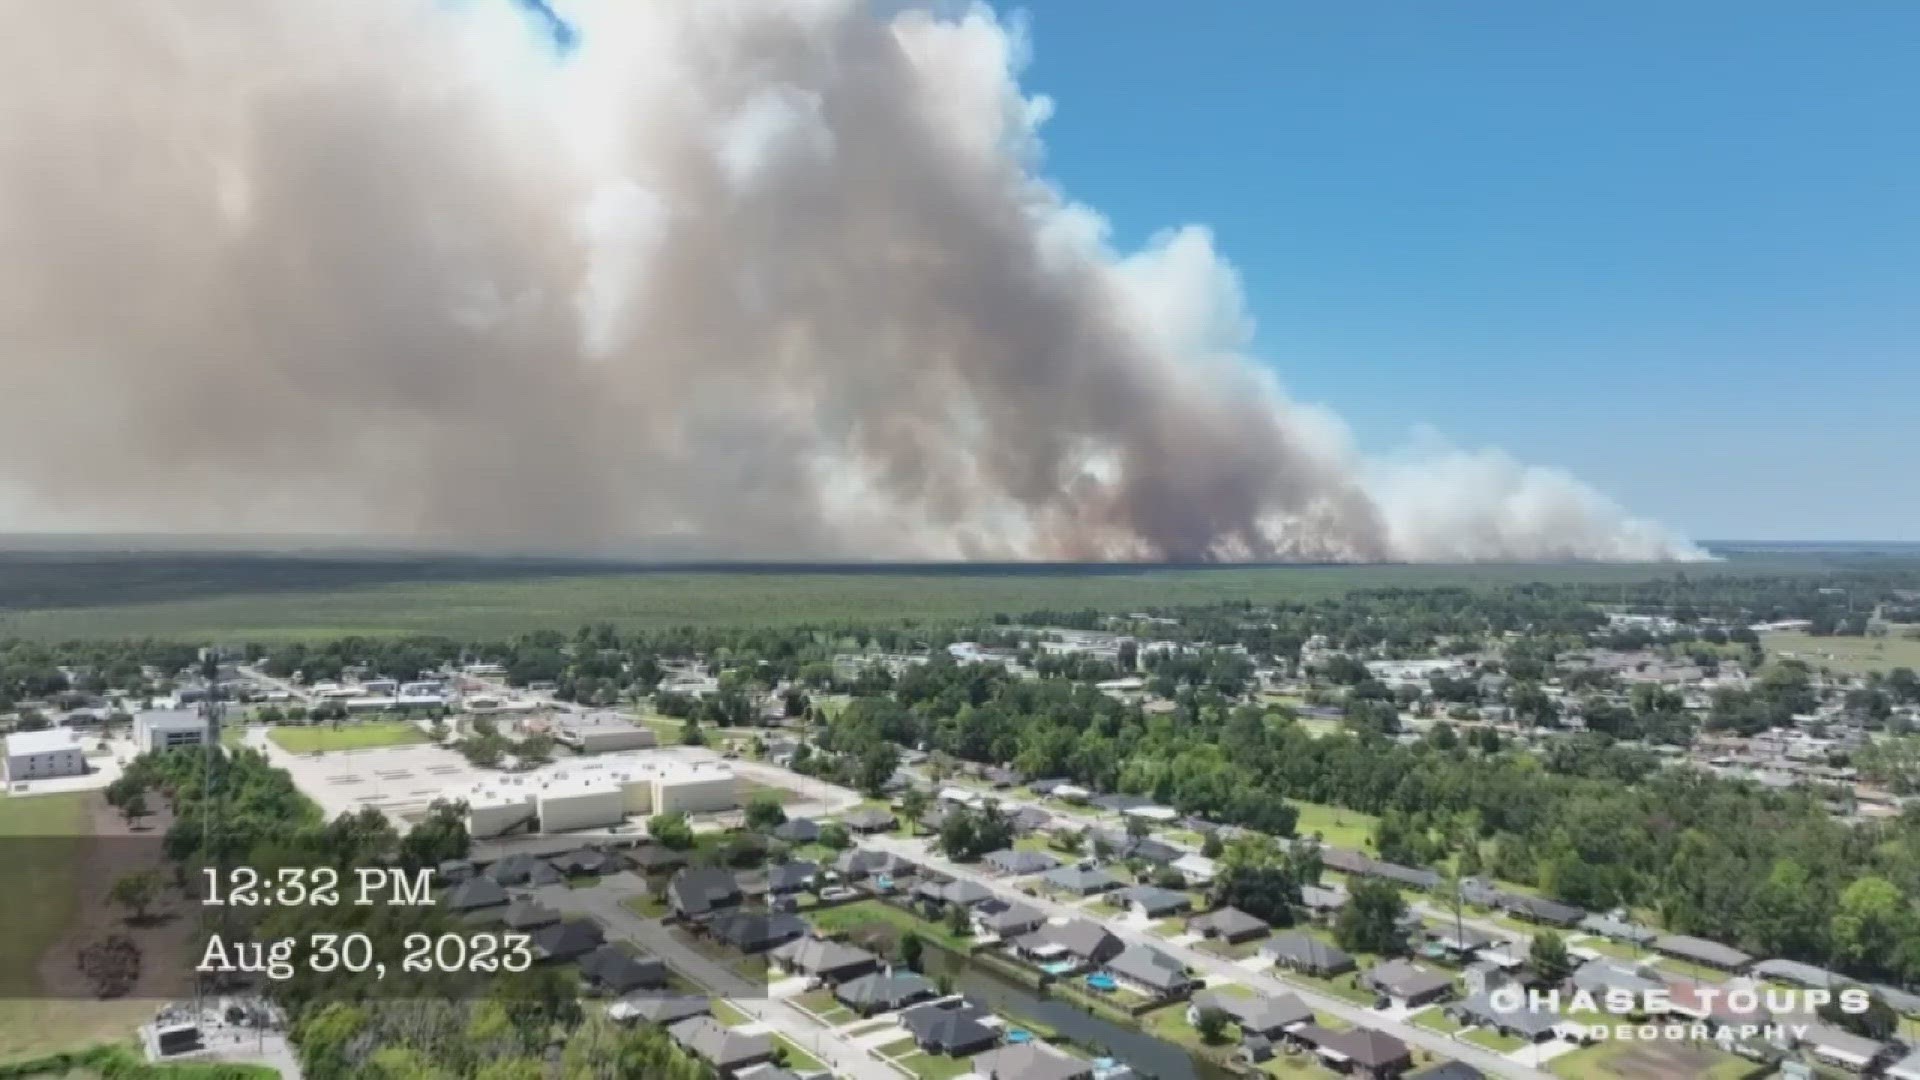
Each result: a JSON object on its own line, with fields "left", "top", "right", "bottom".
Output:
{"left": 0, "top": 0, "right": 1707, "bottom": 563}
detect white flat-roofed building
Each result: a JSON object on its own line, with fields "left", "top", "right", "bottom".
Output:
{"left": 5, "top": 727, "right": 86, "bottom": 781}
{"left": 556, "top": 713, "right": 658, "bottom": 754}
{"left": 132, "top": 709, "right": 210, "bottom": 754}
{"left": 459, "top": 756, "right": 736, "bottom": 836}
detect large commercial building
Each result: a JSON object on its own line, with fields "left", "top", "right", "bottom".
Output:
{"left": 4, "top": 727, "right": 87, "bottom": 782}
{"left": 132, "top": 709, "right": 211, "bottom": 754}
{"left": 461, "top": 757, "right": 738, "bottom": 838}
{"left": 555, "top": 713, "right": 658, "bottom": 755}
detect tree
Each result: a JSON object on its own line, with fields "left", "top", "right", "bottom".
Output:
{"left": 1832, "top": 876, "right": 1907, "bottom": 972}
{"left": 649, "top": 811, "right": 694, "bottom": 851}
{"left": 1528, "top": 930, "right": 1573, "bottom": 984}
{"left": 900, "top": 788, "right": 931, "bottom": 836}
{"left": 900, "top": 932, "right": 924, "bottom": 972}
{"left": 119, "top": 788, "right": 150, "bottom": 829}
{"left": 1200, "top": 830, "right": 1224, "bottom": 859}
{"left": 399, "top": 799, "right": 470, "bottom": 868}
{"left": 856, "top": 741, "right": 901, "bottom": 798}
{"left": 1194, "top": 1005, "right": 1230, "bottom": 1044}
{"left": 1125, "top": 814, "right": 1151, "bottom": 841}
{"left": 944, "top": 902, "right": 972, "bottom": 939}
{"left": 818, "top": 821, "right": 852, "bottom": 851}
{"left": 1335, "top": 879, "right": 1406, "bottom": 956}
{"left": 1821, "top": 989, "right": 1899, "bottom": 1041}
{"left": 744, "top": 792, "right": 787, "bottom": 833}
{"left": 110, "top": 871, "right": 160, "bottom": 923}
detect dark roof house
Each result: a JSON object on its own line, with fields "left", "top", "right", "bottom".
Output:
{"left": 532, "top": 919, "right": 606, "bottom": 963}
{"left": 769, "top": 936, "right": 880, "bottom": 984}
{"left": 1115, "top": 884, "right": 1192, "bottom": 918}
{"left": 443, "top": 876, "right": 509, "bottom": 912}
{"left": 669, "top": 868, "right": 743, "bottom": 920}
{"left": 709, "top": 911, "right": 808, "bottom": 953}
{"left": 1261, "top": 931, "right": 1354, "bottom": 977}
{"left": 835, "top": 969, "right": 939, "bottom": 1016}
{"left": 899, "top": 999, "right": 1000, "bottom": 1056}
{"left": 1105, "top": 944, "right": 1193, "bottom": 997}
{"left": 1362, "top": 960, "right": 1455, "bottom": 1008}
{"left": 983, "top": 848, "right": 1058, "bottom": 876}
{"left": 668, "top": 1016, "right": 775, "bottom": 1073}
{"left": 580, "top": 945, "right": 668, "bottom": 994}
{"left": 971, "top": 1042, "right": 1093, "bottom": 1080}
{"left": 1042, "top": 864, "right": 1124, "bottom": 896}
{"left": 1186, "top": 907, "right": 1269, "bottom": 944}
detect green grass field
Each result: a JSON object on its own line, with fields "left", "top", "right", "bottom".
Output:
{"left": 1287, "top": 799, "right": 1378, "bottom": 851}
{"left": 1764, "top": 630, "right": 1920, "bottom": 674}
{"left": 267, "top": 720, "right": 428, "bottom": 753}
{"left": 0, "top": 792, "right": 157, "bottom": 1064}
{"left": 0, "top": 560, "right": 1770, "bottom": 642}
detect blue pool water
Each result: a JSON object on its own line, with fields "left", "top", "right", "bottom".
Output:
{"left": 1085, "top": 973, "right": 1117, "bottom": 991}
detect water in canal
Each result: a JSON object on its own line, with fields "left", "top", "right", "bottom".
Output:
{"left": 919, "top": 946, "right": 1238, "bottom": 1080}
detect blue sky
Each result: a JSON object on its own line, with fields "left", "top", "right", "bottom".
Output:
{"left": 999, "top": 2, "right": 1916, "bottom": 541}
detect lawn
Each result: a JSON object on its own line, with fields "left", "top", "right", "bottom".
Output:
{"left": 1410, "top": 1007, "right": 1463, "bottom": 1035}
{"left": 774, "top": 1036, "right": 827, "bottom": 1074}
{"left": 896, "top": 1051, "right": 977, "bottom": 1080}
{"left": 0, "top": 792, "right": 154, "bottom": 1064}
{"left": 622, "top": 893, "right": 668, "bottom": 919}
{"left": 1646, "top": 955, "right": 1732, "bottom": 984}
{"left": 1549, "top": 1037, "right": 1753, "bottom": 1080}
{"left": 1572, "top": 936, "right": 1646, "bottom": 962}
{"left": 1764, "top": 630, "right": 1920, "bottom": 675}
{"left": 1458, "top": 1027, "right": 1526, "bottom": 1053}
{"left": 267, "top": 720, "right": 427, "bottom": 753}
{"left": 808, "top": 899, "right": 974, "bottom": 954}
{"left": 712, "top": 1000, "right": 753, "bottom": 1026}
{"left": 1261, "top": 1050, "right": 1341, "bottom": 1080}
{"left": 1286, "top": 800, "right": 1378, "bottom": 851}
{"left": 792, "top": 988, "right": 855, "bottom": 1024}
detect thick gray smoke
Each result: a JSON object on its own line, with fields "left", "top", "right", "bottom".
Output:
{"left": 0, "top": 0, "right": 1705, "bottom": 562}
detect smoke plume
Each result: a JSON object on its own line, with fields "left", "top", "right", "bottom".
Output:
{"left": 0, "top": 0, "right": 1706, "bottom": 563}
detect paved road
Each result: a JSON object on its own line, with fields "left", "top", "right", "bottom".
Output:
{"left": 537, "top": 875, "right": 907, "bottom": 1080}
{"left": 864, "top": 834, "right": 1556, "bottom": 1080}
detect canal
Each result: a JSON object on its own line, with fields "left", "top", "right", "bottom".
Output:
{"left": 920, "top": 945, "right": 1238, "bottom": 1080}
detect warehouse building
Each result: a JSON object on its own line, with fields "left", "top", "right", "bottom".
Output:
{"left": 4, "top": 727, "right": 87, "bottom": 782}
{"left": 132, "top": 709, "right": 211, "bottom": 754}
{"left": 461, "top": 757, "right": 738, "bottom": 838}
{"left": 555, "top": 713, "right": 658, "bottom": 755}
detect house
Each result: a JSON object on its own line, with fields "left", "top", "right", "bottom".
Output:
{"left": 764, "top": 860, "right": 818, "bottom": 895}
{"left": 1751, "top": 958, "right": 1847, "bottom": 990}
{"left": 487, "top": 853, "right": 563, "bottom": 887}
{"left": 1449, "top": 992, "right": 1560, "bottom": 1042}
{"left": 1261, "top": 931, "right": 1355, "bottom": 977}
{"left": 1187, "top": 989, "right": 1312, "bottom": 1038}
{"left": 667, "top": 1015, "right": 776, "bottom": 1074}
{"left": 1170, "top": 852, "right": 1218, "bottom": 886}
{"left": 983, "top": 848, "right": 1058, "bottom": 876}
{"left": 437, "top": 859, "right": 476, "bottom": 885}
{"left": 669, "top": 868, "right": 743, "bottom": 920}
{"left": 709, "top": 911, "right": 807, "bottom": 953}
{"left": 834, "top": 849, "right": 914, "bottom": 881}
{"left": 835, "top": 969, "right": 938, "bottom": 1016}
{"left": 1115, "top": 884, "right": 1192, "bottom": 919}
{"left": 500, "top": 898, "right": 561, "bottom": 931}
{"left": 1312, "top": 1026, "right": 1412, "bottom": 1079}
{"left": 551, "top": 849, "right": 613, "bottom": 877}
{"left": 1362, "top": 960, "right": 1455, "bottom": 1009}
{"left": 1091, "top": 830, "right": 1180, "bottom": 865}
{"left": 1577, "top": 913, "right": 1655, "bottom": 947}
{"left": 579, "top": 945, "right": 668, "bottom": 994}
{"left": 608, "top": 991, "right": 710, "bottom": 1026}
{"left": 899, "top": 998, "right": 1001, "bottom": 1056}
{"left": 1798, "top": 1024, "right": 1887, "bottom": 1073}
{"left": 1042, "top": 864, "right": 1124, "bottom": 896}
{"left": 771, "top": 817, "right": 820, "bottom": 843}
{"left": 1008, "top": 806, "right": 1053, "bottom": 835}
{"left": 1014, "top": 919, "right": 1125, "bottom": 970}
{"left": 532, "top": 919, "right": 606, "bottom": 963}
{"left": 1651, "top": 934, "right": 1752, "bottom": 973}
{"left": 1105, "top": 944, "right": 1194, "bottom": 999}
{"left": 914, "top": 878, "right": 994, "bottom": 910}
{"left": 841, "top": 807, "right": 898, "bottom": 833}
{"left": 1500, "top": 895, "right": 1584, "bottom": 928}
{"left": 1299, "top": 883, "right": 1348, "bottom": 918}
{"left": 971, "top": 1041, "right": 1094, "bottom": 1080}
{"left": 1027, "top": 778, "right": 1073, "bottom": 796}
{"left": 769, "top": 936, "right": 880, "bottom": 984}
{"left": 973, "top": 898, "right": 1047, "bottom": 939}
{"left": 1185, "top": 907, "right": 1269, "bottom": 945}
{"left": 1238, "top": 1034, "right": 1276, "bottom": 1065}
{"left": 1422, "top": 924, "right": 1495, "bottom": 961}
{"left": 443, "top": 876, "right": 509, "bottom": 912}
{"left": 1568, "top": 958, "right": 1664, "bottom": 1005}
{"left": 1367, "top": 861, "right": 1442, "bottom": 892}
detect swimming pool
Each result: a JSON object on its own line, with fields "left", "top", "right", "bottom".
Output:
{"left": 1085, "top": 973, "right": 1118, "bottom": 992}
